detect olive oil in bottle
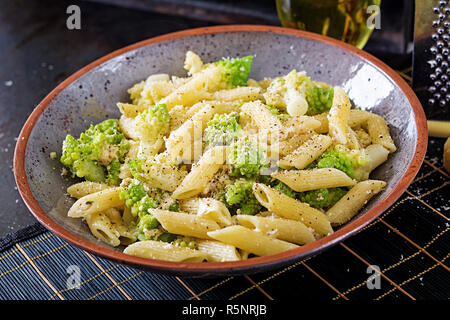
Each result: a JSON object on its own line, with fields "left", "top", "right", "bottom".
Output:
{"left": 276, "top": 0, "right": 381, "bottom": 49}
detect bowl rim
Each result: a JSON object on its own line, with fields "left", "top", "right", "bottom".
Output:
{"left": 13, "top": 24, "right": 427, "bottom": 275}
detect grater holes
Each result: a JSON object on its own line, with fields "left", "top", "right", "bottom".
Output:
{"left": 428, "top": 2, "right": 450, "bottom": 107}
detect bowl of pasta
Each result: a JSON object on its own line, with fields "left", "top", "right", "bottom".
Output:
{"left": 14, "top": 25, "right": 427, "bottom": 276}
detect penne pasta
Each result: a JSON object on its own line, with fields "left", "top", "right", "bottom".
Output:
{"left": 252, "top": 183, "right": 333, "bottom": 236}
{"left": 67, "top": 181, "right": 113, "bottom": 199}
{"left": 327, "top": 86, "right": 351, "bottom": 144}
{"left": 278, "top": 134, "right": 332, "bottom": 169}
{"left": 283, "top": 116, "right": 321, "bottom": 137}
{"left": 240, "top": 101, "right": 284, "bottom": 134}
{"left": 272, "top": 168, "right": 356, "bottom": 192}
{"left": 124, "top": 240, "right": 210, "bottom": 262}
{"left": 150, "top": 209, "right": 220, "bottom": 239}
{"left": 68, "top": 187, "right": 124, "bottom": 218}
{"left": 326, "top": 180, "right": 386, "bottom": 226}
{"left": 85, "top": 210, "right": 121, "bottom": 247}
{"left": 172, "top": 146, "right": 228, "bottom": 199}
{"left": 207, "top": 225, "right": 299, "bottom": 256}
{"left": 117, "top": 102, "right": 148, "bottom": 118}
{"left": 196, "top": 239, "right": 241, "bottom": 262}
{"left": 159, "top": 66, "right": 222, "bottom": 110}
{"left": 366, "top": 114, "right": 397, "bottom": 153}
{"left": 180, "top": 198, "right": 232, "bottom": 226}
{"left": 236, "top": 215, "right": 316, "bottom": 245}
{"left": 209, "top": 86, "right": 262, "bottom": 102}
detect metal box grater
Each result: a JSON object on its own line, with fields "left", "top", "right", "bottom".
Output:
{"left": 413, "top": 0, "right": 450, "bottom": 120}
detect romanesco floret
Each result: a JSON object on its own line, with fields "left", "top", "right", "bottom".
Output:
{"left": 228, "top": 137, "right": 269, "bottom": 178}
{"left": 298, "top": 187, "right": 348, "bottom": 210}
{"left": 60, "top": 119, "right": 130, "bottom": 183}
{"left": 313, "top": 148, "right": 366, "bottom": 179}
{"left": 120, "top": 180, "right": 160, "bottom": 241}
{"left": 204, "top": 112, "right": 242, "bottom": 147}
{"left": 134, "top": 103, "right": 170, "bottom": 143}
{"left": 264, "top": 105, "right": 291, "bottom": 122}
{"left": 305, "top": 86, "right": 334, "bottom": 115}
{"left": 105, "top": 159, "right": 121, "bottom": 186}
{"left": 273, "top": 181, "right": 297, "bottom": 198}
{"left": 214, "top": 55, "right": 253, "bottom": 88}
{"left": 222, "top": 179, "right": 262, "bottom": 215}
{"left": 119, "top": 180, "right": 159, "bottom": 217}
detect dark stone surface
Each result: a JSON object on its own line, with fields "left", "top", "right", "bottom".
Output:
{"left": 0, "top": 0, "right": 211, "bottom": 237}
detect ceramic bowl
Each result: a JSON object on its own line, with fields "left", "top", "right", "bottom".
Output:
{"left": 14, "top": 25, "right": 427, "bottom": 276}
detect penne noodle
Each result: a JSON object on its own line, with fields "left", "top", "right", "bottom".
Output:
{"left": 252, "top": 183, "right": 333, "bottom": 236}
{"left": 278, "top": 134, "right": 332, "bottom": 169}
{"left": 85, "top": 211, "right": 121, "bottom": 247}
{"left": 180, "top": 198, "right": 232, "bottom": 226}
{"left": 366, "top": 114, "right": 397, "bottom": 153}
{"left": 196, "top": 239, "right": 241, "bottom": 262}
{"left": 209, "top": 86, "right": 262, "bottom": 102}
{"left": 269, "top": 132, "right": 314, "bottom": 160}
{"left": 124, "top": 240, "right": 210, "bottom": 262}
{"left": 272, "top": 168, "right": 356, "bottom": 192}
{"left": 117, "top": 102, "right": 148, "bottom": 118}
{"left": 67, "top": 181, "right": 113, "bottom": 199}
{"left": 159, "top": 66, "right": 222, "bottom": 110}
{"left": 326, "top": 180, "right": 386, "bottom": 226}
{"left": 236, "top": 215, "right": 316, "bottom": 245}
{"left": 150, "top": 209, "right": 220, "bottom": 239}
{"left": 207, "top": 225, "right": 299, "bottom": 256}
{"left": 283, "top": 116, "right": 322, "bottom": 137}
{"left": 327, "top": 86, "right": 351, "bottom": 144}
{"left": 172, "top": 146, "right": 228, "bottom": 199}
{"left": 348, "top": 109, "right": 373, "bottom": 128}
{"left": 240, "top": 101, "right": 284, "bottom": 134}
{"left": 68, "top": 187, "right": 124, "bottom": 218}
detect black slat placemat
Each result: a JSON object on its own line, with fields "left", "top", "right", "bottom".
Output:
{"left": 1, "top": 132, "right": 448, "bottom": 300}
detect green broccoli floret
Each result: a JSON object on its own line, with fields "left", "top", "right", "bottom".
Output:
{"left": 72, "top": 157, "right": 106, "bottom": 182}
{"left": 273, "top": 181, "right": 297, "bottom": 198}
{"left": 60, "top": 119, "right": 130, "bottom": 183}
{"left": 119, "top": 181, "right": 159, "bottom": 217}
{"left": 264, "top": 105, "right": 291, "bottom": 122}
{"left": 298, "top": 188, "right": 348, "bottom": 210}
{"left": 306, "top": 86, "right": 334, "bottom": 115}
{"left": 120, "top": 180, "right": 161, "bottom": 241}
{"left": 136, "top": 213, "right": 160, "bottom": 240}
{"left": 214, "top": 55, "right": 253, "bottom": 88}
{"left": 134, "top": 103, "right": 170, "bottom": 143}
{"left": 204, "top": 112, "right": 242, "bottom": 147}
{"left": 126, "top": 158, "right": 145, "bottom": 180}
{"left": 157, "top": 232, "right": 178, "bottom": 243}
{"left": 105, "top": 159, "right": 121, "bottom": 186}
{"left": 313, "top": 148, "right": 366, "bottom": 179}
{"left": 168, "top": 201, "right": 180, "bottom": 212}
{"left": 228, "top": 137, "right": 269, "bottom": 178}
{"left": 222, "top": 179, "right": 262, "bottom": 215}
